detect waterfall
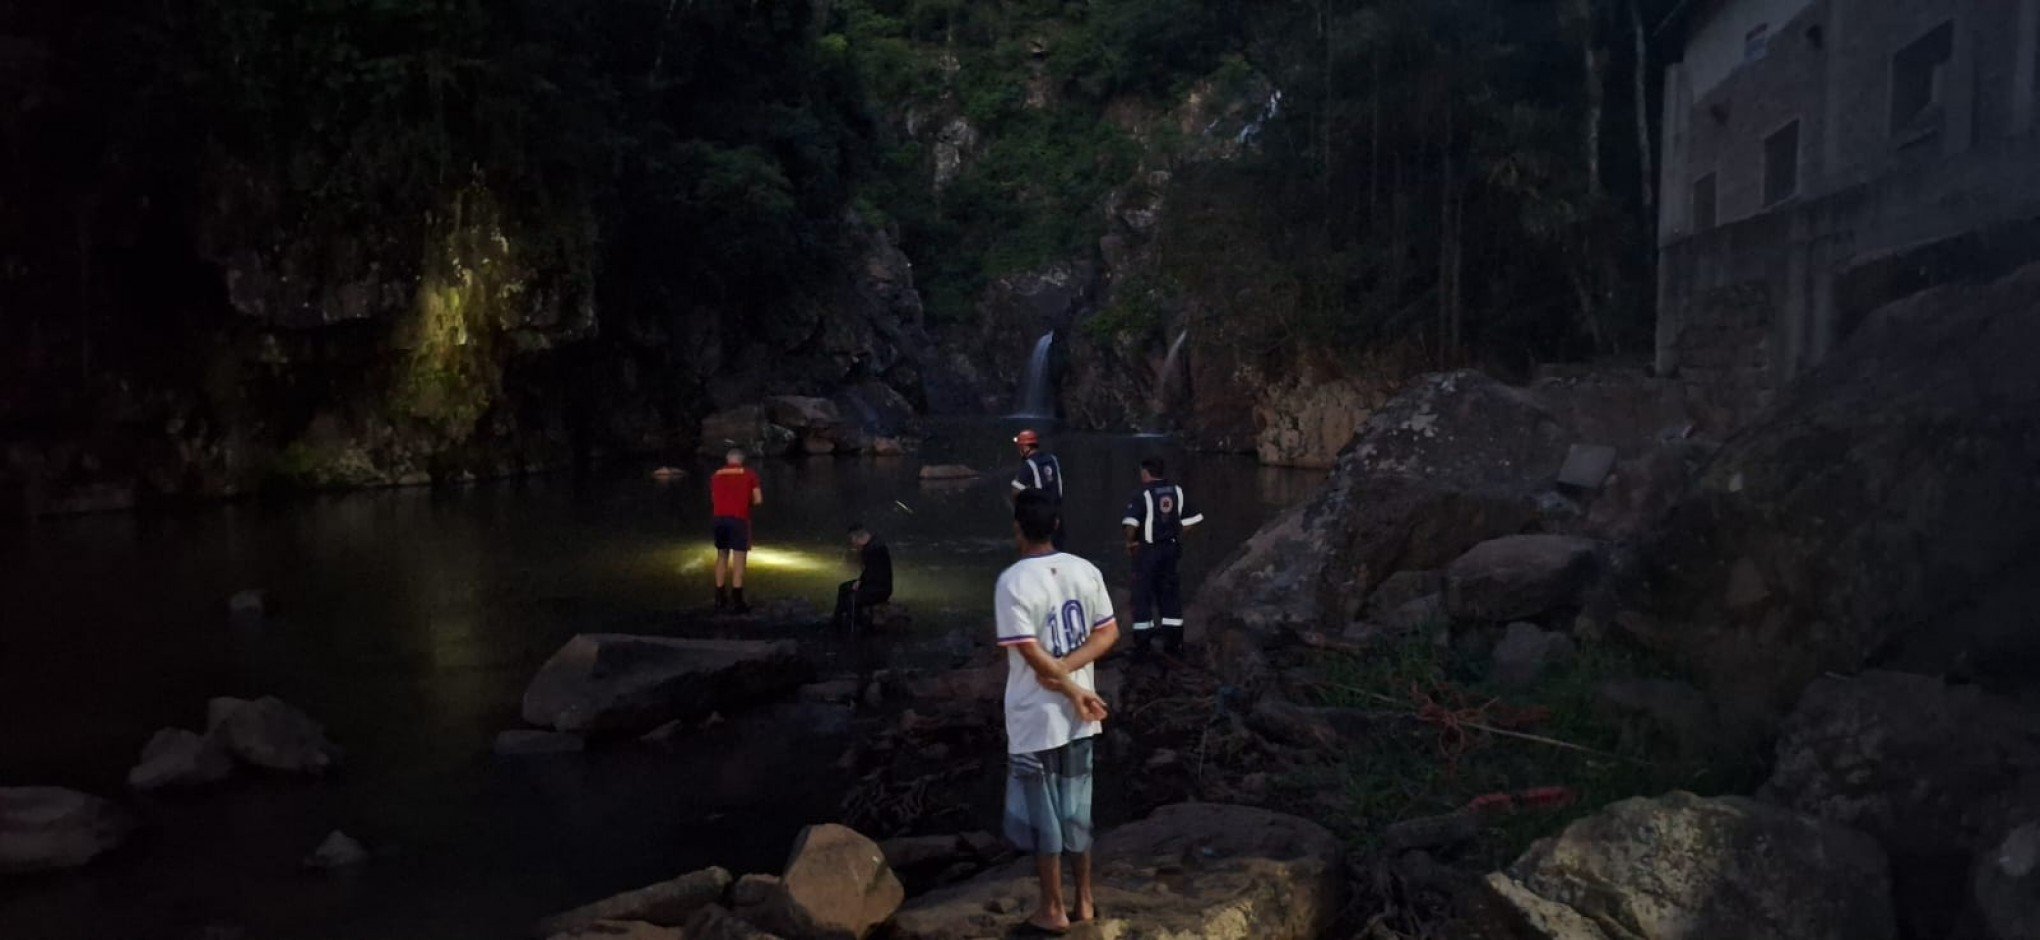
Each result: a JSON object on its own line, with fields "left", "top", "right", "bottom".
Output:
{"left": 1151, "top": 329, "right": 1190, "bottom": 418}
{"left": 1011, "top": 331, "right": 1056, "bottom": 417}
{"left": 1235, "top": 89, "right": 1284, "bottom": 145}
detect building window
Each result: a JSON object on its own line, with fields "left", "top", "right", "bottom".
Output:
{"left": 1692, "top": 173, "right": 1718, "bottom": 230}
{"left": 1745, "top": 24, "right": 1771, "bottom": 64}
{"left": 1764, "top": 121, "right": 1800, "bottom": 205}
{"left": 1891, "top": 21, "right": 1955, "bottom": 135}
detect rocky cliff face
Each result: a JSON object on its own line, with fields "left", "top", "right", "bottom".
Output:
{"left": 918, "top": 70, "right": 1407, "bottom": 457}
{"left": 2, "top": 181, "right": 936, "bottom": 516}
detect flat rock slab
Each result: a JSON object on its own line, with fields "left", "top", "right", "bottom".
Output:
{"left": 523, "top": 635, "right": 812, "bottom": 734}
{"left": 890, "top": 803, "right": 1343, "bottom": 940}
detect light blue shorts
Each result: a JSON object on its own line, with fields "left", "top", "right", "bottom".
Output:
{"left": 1004, "top": 736, "right": 1095, "bottom": 855}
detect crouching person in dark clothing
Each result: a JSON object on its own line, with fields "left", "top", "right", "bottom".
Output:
{"left": 834, "top": 523, "right": 894, "bottom": 631}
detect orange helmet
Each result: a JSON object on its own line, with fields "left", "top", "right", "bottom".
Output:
{"left": 1013, "top": 429, "right": 1040, "bottom": 447}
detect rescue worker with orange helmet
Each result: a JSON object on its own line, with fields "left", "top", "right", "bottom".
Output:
{"left": 1010, "top": 429, "right": 1066, "bottom": 550}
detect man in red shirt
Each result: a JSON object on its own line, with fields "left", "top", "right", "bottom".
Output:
{"left": 711, "top": 448, "right": 764, "bottom": 613}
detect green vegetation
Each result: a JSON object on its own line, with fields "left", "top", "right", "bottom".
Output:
{"left": 1292, "top": 631, "right": 1764, "bottom": 866}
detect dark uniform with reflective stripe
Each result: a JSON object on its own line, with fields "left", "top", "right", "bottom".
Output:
{"left": 1012, "top": 450, "right": 1067, "bottom": 550}
{"left": 1122, "top": 479, "right": 1202, "bottom": 652}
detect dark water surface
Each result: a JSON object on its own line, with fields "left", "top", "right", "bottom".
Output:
{"left": 0, "top": 423, "right": 1320, "bottom": 940}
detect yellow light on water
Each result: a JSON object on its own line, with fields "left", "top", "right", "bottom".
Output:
{"left": 668, "top": 543, "right": 835, "bottom": 574}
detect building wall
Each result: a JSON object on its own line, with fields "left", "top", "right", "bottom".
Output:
{"left": 1656, "top": 0, "right": 2040, "bottom": 431}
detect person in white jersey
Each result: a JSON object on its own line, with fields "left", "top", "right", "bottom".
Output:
{"left": 994, "top": 488, "right": 1118, "bottom": 934}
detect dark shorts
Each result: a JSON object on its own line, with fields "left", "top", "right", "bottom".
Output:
{"left": 712, "top": 516, "right": 752, "bottom": 552}
{"left": 1004, "top": 737, "right": 1095, "bottom": 856}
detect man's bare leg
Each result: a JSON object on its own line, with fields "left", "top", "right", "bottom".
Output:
{"left": 731, "top": 551, "right": 748, "bottom": 588}
{"left": 1030, "top": 853, "right": 1071, "bottom": 932}
{"left": 714, "top": 550, "right": 730, "bottom": 588}
{"left": 1071, "top": 852, "right": 1095, "bottom": 922}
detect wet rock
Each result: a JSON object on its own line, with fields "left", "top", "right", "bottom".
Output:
{"left": 684, "top": 905, "right": 782, "bottom": 940}
{"left": 207, "top": 696, "right": 342, "bottom": 774}
{"left": 891, "top": 803, "right": 1342, "bottom": 940}
{"left": 521, "top": 635, "right": 812, "bottom": 735}
{"left": 303, "top": 830, "right": 369, "bottom": 870}
{"left": 764, "top": 396, "right": 843, "bottom": 432}
{"left": 1485, "top": 791, "right": 1894, "bottom": 940}
{"left": 700, "top": 406, "right": 798, "bottom": 458}
{"left": 494, "top": 730, "right": 586, "bottom": 757}
{"left": 128, "top": 727, "right": 236, "bottom": 790}
{"left": 0, "top": 787, "right": 135, "bottom": 873}
{"left": 534, "top": 866, "right": 733, "bottom": 937}
{"left": 754, "top": 823, "right": 903, "bottom": 940}
{"left": 543, "top": 921, "right": 684, "bottom": 940}
{"left": 870, "top": 437, "right": 905, "bottom": 457}
{"left": 1489, "top": 623, "right": 1576, "bottom": 688}
{"left": 1445, "top": 535, "right": 1599, "bottom": 623}
{"left": 916, "top": 464, "right": 978, "bottom": 481}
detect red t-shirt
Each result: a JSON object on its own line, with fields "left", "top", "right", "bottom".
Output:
{"left": 711, "top": 467, "right": 761, "bottom": 520}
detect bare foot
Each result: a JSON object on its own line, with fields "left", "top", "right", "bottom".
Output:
{"left": 1073, "top": 898, "right": 1096, "bottom": 923}
{"left": 1025, "top": 911, "right": 1072, "bottom": 934}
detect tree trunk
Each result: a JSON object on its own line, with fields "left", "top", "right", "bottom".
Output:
{"left": 1318, "top": 0, "right": 1334, "bottom": 242}
{"left": 1566, "top": 0, "right": 1606, "bottom": 198}
{"left": 648, "top": 0, "right": 682, "bottom": 83}
{"left": 1370, "top": 57, "right": 1382, "bottom": 224}
{"left": 1630, "top": 0, "right": 1654, "bottom": 211}
{"left": 1438, "top": 101, "right": 1456, "bottom": 363}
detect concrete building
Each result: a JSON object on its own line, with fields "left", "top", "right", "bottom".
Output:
{"left": 1656, "top": 0, "right": 2040, "bottom": 428}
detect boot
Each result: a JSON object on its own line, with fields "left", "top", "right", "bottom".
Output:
{"left": 715, "top": 586, "right": 729, "bottom": 611}
{"left": 732, "top": 588, "right": 751, "bottom": 614}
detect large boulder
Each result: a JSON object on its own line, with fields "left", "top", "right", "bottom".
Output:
{"left": 700, "top": 406, "right": 797, "bottom": 458}
{"left": 127, "top": 727, "right": 236, "bottom": 789}
{"left": 207, "top": 696, "right": 342, "bottom": 774}
{"left": 890, "top": 803, "right": 1342, "bottom": 940}
{"left": 522, "top": 636, "right": 812, "bottom": 735}
{"left": 1760, "top": 671, "right": 2040, "bottom": 936}
{"left": 754, "top": 824, "right": 903, "bottom": 940}
{"left": 1445, "top": 535, "right": 1599, "bottom": 622}
{"left": 534, "top": 867, "right": 733, "bottom": 937}
{"left": 0, "top": 787, "right": 135, "bottom": 873}
{"left": 1626, "top": 262, "right": 2040, "bottom": 708}
{"left": 1197, "top": 372, "right": 1564, "bottom": 631}
{"left": 1484, "top": 791, "right": 1895, "bottom": 940}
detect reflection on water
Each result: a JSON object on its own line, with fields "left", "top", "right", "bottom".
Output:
{"left": 0, "top": 422, "right": 1320, "bottom": 939}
